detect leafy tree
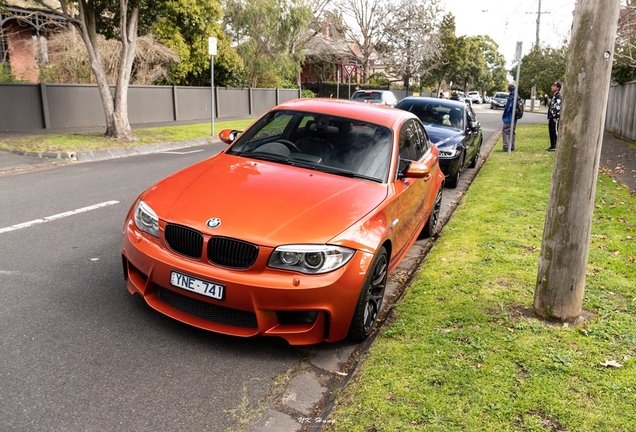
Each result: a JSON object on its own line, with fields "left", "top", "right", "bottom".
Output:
{"left": 368, "top": 71, "right": 388, "bottom": 86}
{"left": 425, "top": 14, "right": 506, "bottom": 96}
{"left": 223, "top": 0, "right": 313, "bottom": 88}
{"left": 0, "top": 64, "right": 19, "bottom": 82}
{"left": 471, "top": 36, "right": 507, "bottom": 96}
{"left": 150, "top": 0, "right": 244, "bottom": 87}
{"left": 424, "top": 13, "right": 462, "bottom": 92}
{"left": 381, "top": 0, "right": 442, "bottom": 89}
{"left": 516, "top": 45, "right": 567, "bottom": 99}
{"left": 453, "top": 36, "right": 486, "bottom": 92}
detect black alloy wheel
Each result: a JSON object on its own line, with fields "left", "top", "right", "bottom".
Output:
{"left": 468, "top": 139, "right": 482, "bottom": 168}
{"left": 446, "top": 152, "right": 465, "bottom": 188}
{"left": 347, "top": 247, "right": 388, "bottom": 341}
{"left": 421, "top": 186, "right": 443, "bottom": 238}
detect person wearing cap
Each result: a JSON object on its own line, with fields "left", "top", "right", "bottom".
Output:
{"left": 501, "top": 83, "right": 517, "bottom": 151}
{"left": 547, "top": 81, "right": 562, "bottom": 151}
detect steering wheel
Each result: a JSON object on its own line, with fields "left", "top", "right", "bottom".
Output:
{"left": 273, "top": 139, "right": 302, "bottom": 153}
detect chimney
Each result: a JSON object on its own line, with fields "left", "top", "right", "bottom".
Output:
{"left": 322, "top": 23, "right": 330, "bottom": 38}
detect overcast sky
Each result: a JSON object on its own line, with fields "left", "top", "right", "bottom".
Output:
{"left": 445, "top": 0, "right": 576, "bottom": 67}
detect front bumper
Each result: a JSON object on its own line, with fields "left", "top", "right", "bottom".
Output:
{"left": 437, "top": 155, "right": 461, "bottom": 178}
{"left": 121, "top": 218, "right": 372, "bottom": 345}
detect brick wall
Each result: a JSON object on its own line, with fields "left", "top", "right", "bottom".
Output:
{"left": 6, "top": 24, "right": 39, "bottom": 82}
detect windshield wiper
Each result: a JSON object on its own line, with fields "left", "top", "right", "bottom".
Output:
{"left": 241, "top": 152, "right": 290, "bottom": 164}
{"left": 310, "top": 165, "right": 381, "bottom": 182}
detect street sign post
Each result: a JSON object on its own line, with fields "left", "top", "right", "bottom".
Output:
{"left": 509, "top": 41, "right": 523, "bottom": 156}
{"left": 344, "top": 64, "right": 356, "bottom": 99}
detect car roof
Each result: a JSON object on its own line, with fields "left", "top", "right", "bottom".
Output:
{"left": 398, "top": 96, "right": 466, "bottom": 110}
{"left": 352, "top": 89, "right": 393, "bottom": 94}
{"left": 274, "top": 98, "right": 415, "bottom": 127}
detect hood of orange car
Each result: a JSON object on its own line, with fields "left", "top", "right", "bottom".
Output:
{"left": 142, "top": 153, "right": 388, "bottom": 246}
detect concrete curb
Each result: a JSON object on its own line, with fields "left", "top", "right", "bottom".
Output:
{"left": 11, "top": 149, "right": 78, "bottom": 161}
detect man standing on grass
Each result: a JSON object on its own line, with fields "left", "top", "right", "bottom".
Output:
{"left": 502, "top": 84, "right": 517, "bottom": 151}
{"left": 547, "top": 81, "right": 562, "bottom": 151}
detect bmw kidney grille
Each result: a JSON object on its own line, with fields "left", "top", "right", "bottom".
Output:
{"left": 164, "top": 224, "right": 258, "bottom": 269}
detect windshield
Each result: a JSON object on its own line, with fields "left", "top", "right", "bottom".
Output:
{"left": 396, "top": 101, "right": 464, "bottom": 130}
{"left": 226, "top": 110, "right": 394, "bottom": 182}
{"left": 494, "top": 93, "right": 508, "bottom": 99}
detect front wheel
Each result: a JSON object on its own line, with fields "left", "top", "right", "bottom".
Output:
{"left": 347, "top": 247, "right": 388, "bottom": 342}
{"left": 468, "top": 140, "right": 482, "bottom": 168}
{"left": 445, "top": 152, "right": 465, "bottom": 189}
{"left": 421, "top": 186, "right": 443, "bottom": 238}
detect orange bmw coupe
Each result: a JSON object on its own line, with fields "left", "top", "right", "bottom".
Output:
{"left": 122, "top": 99, "right": 444, "bottom": 345}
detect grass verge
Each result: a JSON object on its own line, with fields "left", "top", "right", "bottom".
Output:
{"left": 0, "top": 119, "right": 255, "bottom": 153}
{"left": 325, "top": 124, "right": 636, "bottom": 431}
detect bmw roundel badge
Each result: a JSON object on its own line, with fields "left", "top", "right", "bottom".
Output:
{"left": 206, "top": 218, "right": 221, "bottom": 229}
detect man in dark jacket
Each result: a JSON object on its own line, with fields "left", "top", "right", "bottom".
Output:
{"left": 501, "top": 84, "right": 517, "bottom": 151}
{"left": 547, "top": 81, "right": 562, "bottom": 151}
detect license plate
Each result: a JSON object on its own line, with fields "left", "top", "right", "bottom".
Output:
{"left": 170, "top": 271, "right": 225, "bottom": 301}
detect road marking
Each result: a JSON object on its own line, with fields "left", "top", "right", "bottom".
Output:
{"left": 0, "top": 200, "right": 119, "bottom": 234}
{"left": 160, "top": 150, "right": 204, "bottom": 155}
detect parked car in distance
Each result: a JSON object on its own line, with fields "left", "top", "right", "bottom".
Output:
{"left": 395, "top": 97, "right": 483, "bottom": 188}
{"left": 350, "top": 89, "right": 399, "bottom": 107}
{"left": 450, "top": 92, "right": 472, "bottom": 106}
{"left": 121, "top": 98, "right": 445, "bottom": 345}
{"left": 467, "top": 91, "right": 482, "bottom": 104}
{"left": 490, "top": 92, "right": 509, "bottom": 109}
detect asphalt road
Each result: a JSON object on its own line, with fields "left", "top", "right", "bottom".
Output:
{"left": 0, "top": 103, "right": 540, "bottom": 431}
{"left": 0, "top": 144, "right": 313, "bottom": 431}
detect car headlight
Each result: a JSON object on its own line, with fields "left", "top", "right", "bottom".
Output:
{"left": 269, "top": 245, "right": 355, "bottom": 274}
{"left": 438, "top": 148, "right": 459, "bottom": 158}
{"left": 134, "top": 200, "right": 159, "bottom": 238}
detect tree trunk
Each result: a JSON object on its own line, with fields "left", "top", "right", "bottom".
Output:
{"left": 33, "top": 0, "right": 138, "bottom": 140}
{"left": 533, "top": 0, "right": 621, "bottom": 320}
{"left": 111, "top": 1, "right": 138, "bottom": 141}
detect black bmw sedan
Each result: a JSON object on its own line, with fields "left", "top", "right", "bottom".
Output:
{"left": 395, "top": 97, "right": 483, "bottom": 188}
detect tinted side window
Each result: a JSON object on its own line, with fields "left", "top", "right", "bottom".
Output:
{"left": 414, "top": 121, "right": 430, "bottom": 155}
{"left": 399, "top": 119, "right": 425, "bottom": 161}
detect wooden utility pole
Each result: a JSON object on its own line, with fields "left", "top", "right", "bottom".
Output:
{"left": 535, "top": 0, "right": 542, "bottom": 46}
{"left": 534, "top": 0, "right": 621, "bottom": 320}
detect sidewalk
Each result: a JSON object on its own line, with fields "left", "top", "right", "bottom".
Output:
{"left": 599, "top": 133, "right": 636, "bottom": 192}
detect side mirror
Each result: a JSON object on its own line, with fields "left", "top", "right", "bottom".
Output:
{"left": 399, "top": 159, "right": 431, "bottom": 179}
{"left": 219, "top": 129, "right": 242, "bottom": 145}
{"left": 470, "top": 121, "right": 480, "bottom": 130}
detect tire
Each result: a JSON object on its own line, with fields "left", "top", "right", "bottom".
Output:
{"left": 445, "top": 152, "right": 465, "bottom": 189}
{"left": 421, "top": 186, "right": 443, "bottom": 238}
{"left": 347, "top": 246, "right": 388, "bottom": 342}
{"left": 468, "top": 139, "right": 482, "bottom": 168}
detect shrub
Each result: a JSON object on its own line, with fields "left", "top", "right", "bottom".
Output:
{"left": 301, "top": 89, "right": 316, "bottom": 98}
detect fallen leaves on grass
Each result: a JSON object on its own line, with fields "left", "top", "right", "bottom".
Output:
{"left": 600, "top": 359, "right": 623, "bottom": 368}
